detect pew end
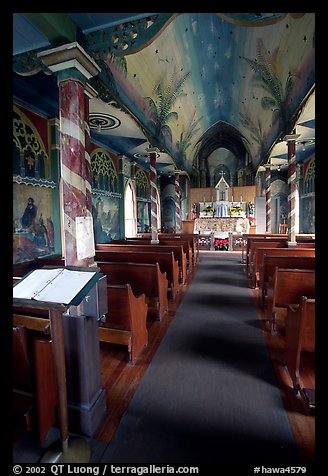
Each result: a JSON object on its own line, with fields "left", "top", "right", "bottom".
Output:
{"left": 99, "top": 284, "right": 148, "bottom": 365}
{"left": 285, "top": 296, "right": 315, "bottom": 409}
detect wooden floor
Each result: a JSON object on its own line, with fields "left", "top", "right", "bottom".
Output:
{"left": 94, "top": 250, "right": 315, "bottom": 464}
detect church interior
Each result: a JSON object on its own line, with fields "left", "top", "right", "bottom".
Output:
{"left": 12, "top": 13, "right": 315, "bottom": 468}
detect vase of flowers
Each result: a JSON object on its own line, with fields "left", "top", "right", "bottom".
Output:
{"left": 214, "top": 238, "right": 229, "bottom": 251}
{"left": 203, "top": 206, "right": 215, "bottom": 216}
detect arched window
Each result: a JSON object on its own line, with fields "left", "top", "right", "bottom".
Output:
{"left": 124, "top": 180, "right": 136, "bottom": 238}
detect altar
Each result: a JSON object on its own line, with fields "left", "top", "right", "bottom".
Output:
{"left": 194, "top": 216, "right": 249, "bottom": 235}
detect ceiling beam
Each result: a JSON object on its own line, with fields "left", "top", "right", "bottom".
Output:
{"left": 23, "top": 13, "right": 77, "bottom": 45}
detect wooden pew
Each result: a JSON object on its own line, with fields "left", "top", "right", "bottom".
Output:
{"left": 266, "top": 268, "right": 315, "bottom": 334}
{"left": 259, "top": 255, "right": 315, "bottom": 306}
{"left": 251, "top": 246, "right": 315, "bottom": 289}
{"left": 13, "top": 260, "right": 35, "bottom": 278}
{"left": 296, "top": 242, "right": 315, "bottom": 248}
{"left": 159, "top": 233, "right": 199, "bottom": 266}
{"left": 95, "top": 250, "right": 180, "bottom": 300}
{"left": 296, "top": 235, "right": 315, "bottom": 243}
{"left": 242, "top": 233, "right": 287, "bottom": 263}
{"left": 97, "top": 261, "right": 169, "bottom": 321}
{"left": 97, "top": 243, "right": 187, "bottom": 285}
{"left": 285, "top": 296, "right": 315, "bottom": 401}
{"left": 35, "top": 255, "right": 65, "bottom": 268}
{"left": 116, "top": 237, "right": 194, "bottom": 275}
{"left": 248, "top": 239, "right": 287, "bottom": 285}
{"left": 245, "top": 236, "right": 287, "bottom": 272}
{"left": 99, "top": 284, "right": 148, "bottom": 365}
{"left": 242, "top": 233, "right": 315, "bottom": 264}
{"left": 13, "top": 325, "right": 57, "bottom": 446}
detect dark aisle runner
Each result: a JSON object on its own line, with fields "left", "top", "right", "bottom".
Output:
{"left": 100, "top": 252, "right": 300, "bottom": 465}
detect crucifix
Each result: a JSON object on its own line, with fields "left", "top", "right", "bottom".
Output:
{"left": 219, "top": 172, "right": 226, "bottom": 200}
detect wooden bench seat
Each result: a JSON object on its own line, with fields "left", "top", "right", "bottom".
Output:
{"left": 296, "top": 242, "right": 315, "bottom": 248}
{"left": 159, "top": 233, "right": 199, "bottom": 266}
{"left": 251, "top": 246, "right": 315, "bottom": 289}
{"left": 97, "top": 243, "right": 187, "bottom": 285}
{"left": 97, "top": 261, "right": 169, "bottom": 321}
{"left": 259, "top": 255, "right": 315, "bottom": 306}
{"left": 13, "top": 324, "right": 57, "bottom": 446}
{"left": 242, "top": 233, "right": 287, "bottom": 264}
{"left": 113, "top": 237, "right": 194, "bottom": 275}
{"left": 248, "top": 239, "right": 287, "bottom": 285}
{"left": 95, "top": 250, "right": 180, "bottom": 300}
{"left": 266, "top": 268, "right": 315, "bottom": 334}
{"left": 285, "top": 296, "right": 315, "bottom": 401}
{"left": 124, "top": 233, "right": 194, "bottom": 273}
{"left": 99, "top": 284, "right": 148, "bottom": 365}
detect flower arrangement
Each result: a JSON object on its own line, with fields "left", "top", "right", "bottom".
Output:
{"left": 202, "top": 206, "right": 215, "bottom": 216}
{"left": 214, "top": 238, "right": 229, "bottom": 251}
{"left": 230, "top": 206, "right": 243, "bottom": 216}
{"left": 248, "top": 217, "right": 256, "bottom": 226}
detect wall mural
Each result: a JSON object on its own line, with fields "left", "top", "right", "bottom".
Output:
{"left": 161, "top": 197, "right": 176, "bottom": 233}
{"left": 92, "top": 194, "right": 120, "bottom": 243}
{"left": 301, "top": 196, "right": 315, "bottom": 234}
{"left": 137, "top": 201, "right": 150, "bottom": 233}
{"left": 13, "top": 184, "right": 55, "bottom": 263}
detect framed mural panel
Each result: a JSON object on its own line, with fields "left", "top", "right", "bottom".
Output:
{"left": 92, "top": 194, "right": 120, "bottom": 243}
{"left": 137, "top": 200, "right": 150, "bottom": 233}
{"left": 13, "top": 183, "right": 55, "bottom": 264}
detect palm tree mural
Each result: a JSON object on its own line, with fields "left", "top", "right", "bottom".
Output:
{"left": 242, "top": 38, "right": 295, "bottom": 134}
{"left": 175, "top": 110, "right": 203, "bottom": 167}
{"left": 144, "top": 68, "right": 191, "bottom": 145}
{"left": 239, "top": 110, "right": 265, "bottom": 149}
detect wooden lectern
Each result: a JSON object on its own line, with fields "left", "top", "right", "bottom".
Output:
{"left": 13, "top": 266, "right": 106, "bottom": 463}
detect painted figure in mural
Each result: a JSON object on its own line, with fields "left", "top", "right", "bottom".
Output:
{"left": 21, "top": 197, "right": 37, "bottom": 229}
{"left": 192, "top": 203, "right": 198, "bottom": 220}
{"left": 46, "top": 217, "right": 55, "bottom": 251}
{"left": 32, "top": 214, "right": 49, "bottom": 247}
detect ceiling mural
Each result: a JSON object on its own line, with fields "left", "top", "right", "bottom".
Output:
{"left": 97, "top": 13, "right": 314, "bottom": 173}
{"left": 13, "top": 12, "right": 315, "bottom": 178}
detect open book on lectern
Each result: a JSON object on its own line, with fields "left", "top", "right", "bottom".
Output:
{"left": 13, "top": 268, "right": 97, "bottom": 305}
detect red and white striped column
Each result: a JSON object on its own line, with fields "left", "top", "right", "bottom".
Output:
{"left": 59, "top": 79, "right": 92, "bottom": 266}
{"left": 285, "top": 134, "right": 300, "bottom": 244}
{"left": 175, "top": 171, "right": 181, "bottom": 233}
{"left": 38, "top": 43, "right": 101, "bottom": 266}
{"left": 265, "top": 166, "right": 272, "bottom": 233}
{"left": 147, "top": 147, "right": 160, "bottom": 244}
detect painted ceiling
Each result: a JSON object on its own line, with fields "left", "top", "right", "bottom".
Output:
{"left": 13, "top": 12, "right": 315, "bottom": 179}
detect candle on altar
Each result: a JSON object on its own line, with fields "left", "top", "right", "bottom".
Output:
{"left": 203, "top": 195, "right": 205, "bottom": 203}
{"left": 240, "top": 195, "right": 243, "bottom": 202}
{"left": 232, "top": 195, "right": 234, "bottom": 202}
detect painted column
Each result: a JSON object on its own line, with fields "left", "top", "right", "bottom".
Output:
{"left": 175, "top": 171, "right": 181, "bottom": 233}
{"left": 59, "top": 78, "right": 91, "bottom": 265}
{"left": 265, "top": 166, "right": 272, "bottom": 233}
{"left": 284, "top": 134, "right": 300, "bottom": 244}
{"left": 147, "top": 147, "right": 160, "bottom": 243}
{"left": 38, "top": 44, "right": 106, "bottom": 437}
{"left": 38, "top": 43, "right": 101, "bottom": 266}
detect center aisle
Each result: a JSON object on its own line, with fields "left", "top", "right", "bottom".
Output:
{"left": 100, "top": 251, "right": 300, "bottom": 465}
